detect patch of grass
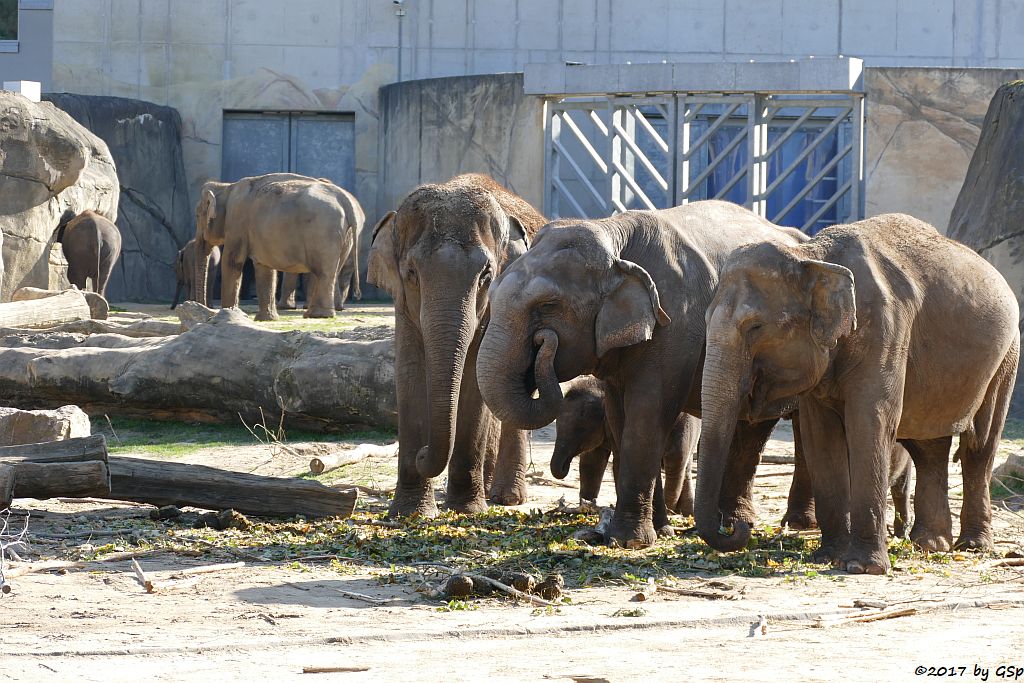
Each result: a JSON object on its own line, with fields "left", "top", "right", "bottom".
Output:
{"left": 1001, "top": 417, "right": 1024, "bottom": 442}
{"left": 92, "top": 415, "right": 395, "bottom": 458}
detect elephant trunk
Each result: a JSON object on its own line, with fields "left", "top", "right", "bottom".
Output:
{"left": 478, "top": 320, "right": 563, "bottom": 431}
{"left": 414, "top": 294, "right": 477, "bottom": 479}
{"left": 695, "top": 323, "right": 751, "bottom": 552}
{"left": 194, "top": 237, "right": 212, "bottom": 307}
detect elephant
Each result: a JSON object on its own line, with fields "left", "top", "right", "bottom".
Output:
{"left": 55, "top": 210, "right": 122, "bottom": 298}
{"left": 477, "top": 200, "right": 809, "bottom": 547}
{"left": 171, "top": 239, "right": 220, "bottom": 310}
{"left": 193, "top": 173, "right": 362, "bottom": 321}
{"left": 367, "top": 173, "right": 545, "bottom": 517}
{"left": 697, "top": 213, "right": 1018, "bottom": 574}
{"left": 278, "top": 238, "right": 360, "bottom": 312}
{"left": 551, "top": 375, "right": 698, "bottom": 515}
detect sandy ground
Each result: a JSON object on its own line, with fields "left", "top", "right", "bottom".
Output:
{"left": 2, "top": 420, "right": 1024, "bottom": 683}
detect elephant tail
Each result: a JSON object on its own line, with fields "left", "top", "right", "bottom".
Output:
{"left": 350, "top": 216, "right": 362, "bottom": 301}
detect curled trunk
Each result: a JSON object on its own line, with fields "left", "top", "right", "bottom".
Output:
{"left": 477, "top": 326, "right": 563, "bottom": 430}
{"left": 695, "top": 341, "right": 751, "bottom": 552}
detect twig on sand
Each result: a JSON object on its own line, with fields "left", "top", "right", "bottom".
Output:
{"left": 131, "top": 557, "right": 153, "bottom": 593}
{"left": 302, "top": 666, "right": 370, "bottom": 674}
{"left": 465, "top": 574, "right": 557, "bottom": 607}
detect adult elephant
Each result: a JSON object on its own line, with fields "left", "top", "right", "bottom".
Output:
{"left": 171, "top": 239, "right": 220, "bottom": 310}
{"left": 697, "top": 214, "right": 1018, "bottom": 574}
{"left": 367, "top": 174, "right": 545, "bottom": 517}
{"left": 193, "top": 173, "right": 361, "bottom": 321}
{"left": 56, "top": 210, "right": 122, "bottom": 298}
{"left": 477, "top": 201, "right": 808, "bottom": 547}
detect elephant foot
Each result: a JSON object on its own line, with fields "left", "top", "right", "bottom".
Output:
{"left": 488, "top": 480, "right": 528, "bottom": 506}
{"left": 910, "top": 525, "right": 953, "bottom": 552}
{"left": 953, "top": 529, "right": 993, "bottom": 552}
{"left": 278, "top": 302, "right": 299, "bottom": 310}
{"left": 445, "top": 496, "right": 489, "bottom": 514}
{"left": 841, "top": 543, "right": 890, "bottom": 575}
{"left": 579, "top": 497, "right": 599, "bottom": 514}
{"left": 892, "top": 518, "right": 908, "bottom": 540}
{"left": 811, "top": 541, "right": 846, "bottom": 567}
{"left": 605, "top": 513, "right": 657, "bottom": 549}
{"left": 254, "top": 311, "right": 279, "bottom": 322}
{"left": 388, "top": 487, "right": 439, "bottom": 519}
{"left": 304, "top": 306, "right": 336, "bottom": 319}
{"left": 782, "top": 506, "right": 818, "bottom": 531}
{"left": 656, "top": 525, "right": 675, "bottom": 538}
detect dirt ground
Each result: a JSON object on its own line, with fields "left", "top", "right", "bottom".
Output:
{"left": 2, "top": 305, "right": 1024, "bottom": 682}
{"left": 3, "top": 423, "right": 1024, "bottom": 683}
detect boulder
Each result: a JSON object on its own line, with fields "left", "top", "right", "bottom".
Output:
{"left": 0, "top": 405, "right": 91, "bottom": 446}
{"left": 948, "top": 81, "right": 1024, "bottom": 414}
{"left": 44, "top": 94, "right": 192, "bottom": 303}
{"left": 0, "top": 92, "right": 119, "bottom": 302}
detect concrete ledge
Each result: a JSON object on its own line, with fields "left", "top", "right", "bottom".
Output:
{"left": 525, "top": 57, "right": 863, "bottom": 96}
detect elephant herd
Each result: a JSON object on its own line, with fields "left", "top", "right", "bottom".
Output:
{"left": 368, "top": 173, "right": 1019, "bottom": 577}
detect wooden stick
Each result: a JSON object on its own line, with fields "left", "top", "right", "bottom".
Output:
{"left": 333, "top": 588, "right": 396, "bottom": 605}
{"left": 657, "top": 585, "right": 739, "bottom": 600}
{"left": 308, "top": 442, "right": 396, "bottom": 475}
{"left": 131, "top": 557, "right": 153, "bottom": 593}
{"left": 171, "top": 561, "right": 245, "bottom": 577}
{"left": 302, "top": 667, "right": 370, "bottom": 674}
{"left": 847, "top": 607, "right": 917, "bottom": 623}
{"left": 3, "top": 560, "right": 80, "bottom": 578}
{"left": 464, "top": 573, "right": 557, "bottom": 607}
{"left": 992, "top": 558, "right": 1024, "bottom": 567}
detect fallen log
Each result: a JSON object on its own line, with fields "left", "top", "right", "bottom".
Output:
{"left": 12, "top": 287, "right": 109, "bottom": 320}
{"left": 0, "top": 289, "right": 92, "bottom": 329}
{"left": 0, "top": 307, "right": 396, "bottom": 432}
{"left": 308, "top": 442, "right": 397, "bottom": 475}
{"left": 9, "top": 460, "right": 111, "bottom": 500}
{"left": 0, "top": 434, "right": 108, "bottom": 465}
{"left": 107, "top": 456, "right": 358, "bottom": 518}
{"left": 0, "top": 318, "right": 180, "bottom": 338}
{"left": 0, "top": 464, "right": 13, "bottom": 508}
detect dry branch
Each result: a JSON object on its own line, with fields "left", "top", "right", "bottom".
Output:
{"left": 171, "top": 561, "right": 245, "bottom": 577}
{"left": 302, "top": 667, "right": 370, "bottom": 674}
{"left": 131, "top": 557, "right": 153, "bottom": 593}
{"left": 308, "top": 442, "right": 397, "bottom": 475}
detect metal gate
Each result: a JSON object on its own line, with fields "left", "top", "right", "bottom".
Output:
{"left": 544, "top": 93, "right": 863, "bottom": 233}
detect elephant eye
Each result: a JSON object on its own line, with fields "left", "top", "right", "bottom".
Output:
{"left": 538, "top": 301, "right": 559, "bottom": 314}
{"left": 479, "top": 266, "right": 492, "bottom": 287}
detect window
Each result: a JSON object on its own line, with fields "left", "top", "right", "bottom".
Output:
{"left": 0, "top": 0, "right": 16, "bottom": 41}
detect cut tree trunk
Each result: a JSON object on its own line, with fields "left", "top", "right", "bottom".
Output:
{"left": 0, "top": 307, "right": 396, "bottom": 432}
{"left": 10, "top": 460, "right": 111, "bottom": 499}
{"left": 12, "top": 287, "right": 109, "bottom": 320}
{"left": 0, "top": 318, "right": 180, "bottom": 338}
{"left": 0, "top": 464, "right": 14, "bottom": 508}
{"left": 106, "top": 456, "right": 358, "bottom": 518}
{"left": 0, "top": 433, "right": 109, "bottom": 465}
{"left": 0, "top": 289, "right": 92, "bottom": 329}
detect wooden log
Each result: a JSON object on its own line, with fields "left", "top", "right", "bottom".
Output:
{"left": 0, "top": 434, "right": 108, "bottom": 465}
{"left": 0, "top": 307, "right": 396, "bottom": 432}
{"left": 308, "top": 442, "right": 397, "bottom": 475}
{"left": 12, "top": 287, "right": 109, "bottom": 320}
{"left": 0, "top": 289, "right": 92, "bottom": 329}
{"left": 0, "top": 318, "right": 179, "bottom": 338}
{"left": 107, "top": 456, "right": 358, "bottom": 518}
{"left": 0, "top": 463, "right": 14, "bottom": 508}
{"left": 10, "top": 461, "right": 111, "bottom": 500}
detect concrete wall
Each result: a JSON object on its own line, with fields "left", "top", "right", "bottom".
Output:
{"left": 864, "top": 67, "right": 1024, "bottom": 233}
{"left": 0, "top": 1, "right": 54, "bottom": 90}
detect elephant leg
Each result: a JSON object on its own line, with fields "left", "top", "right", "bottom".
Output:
{"left": 220, "top": 251, "right": 245, "bottom": 309}
{"left": 171, "top": 282, "right": 183, "bottom": 310}
{"left": 782, "top": 415, "right": 817, "bottom": 530}
{"left": 443, "top": 343, "right": 492, "bottom": 514}
{"left": 889, "top": 447, "right": 912, "bottom": 539}
{"left": 717, "top": 417, "right": 776, "bottom": 530}
{"left": 663, "top": 414, "right": 699, "bottom": 516}
{"left": 305, "top": 261, "right": 340, "bottom": 319}
{"left": 279, "top": 272, "right": 300, "bottom": 310}
{"left": 902, "top": 436, "right": 953, "bottom": 552}
{"left": 578, "top": 446, "right": 611, "bottom": 505}
{"left": 388, "top": 316, "right": 438, "bottom": 518}
{"left": 488, "top": 424, "right": 528, "bottom": 506}
{"left": 798, "top": 399, "right": 850, "bottom": 567}
{"left": 955, "top": 342, "right": 1016, "bottom": 551}
{"left": 253, "top": 264, "right": 279, "bottom": 321}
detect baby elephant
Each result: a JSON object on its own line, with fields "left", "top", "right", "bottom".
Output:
{"left": 551, "top": 376, "right": 699, "bottom": 517}
{"left": 172, "top": 239, "right": 221, "bottom": 309}
{"left": 56, "top": 210, "right": 122, "bottom": 297}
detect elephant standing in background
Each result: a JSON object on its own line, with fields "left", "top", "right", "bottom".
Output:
{"left": 697, "top": 214, "right": 1018, "bottom": 574}
{"left": 171, "top": 239, "right": 220, "bottom": 310}
{"left": 552, "top": 375, "right": 699, "bottom": 515}
{"left": 477, "top": 201, "right": 811, "bottom": 547}
{"left": 367, "top": 174, "right": 545, "bottom": 517}
{"left": 193, "top": 173, "right": 361, "bottom": 321}
{"left": 56, "top": 210, "right": 122, "bottom": 298}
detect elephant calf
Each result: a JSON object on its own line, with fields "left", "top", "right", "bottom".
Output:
{"left": 171, "top": 239, "right": 220, "bottom": 309}
{"left": 552, "top": 376, "right": 697, "bottom": 516}
{"left": 56, "top": 210, "right": 122, "bottom": 298}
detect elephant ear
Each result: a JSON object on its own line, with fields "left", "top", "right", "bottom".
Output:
{"left": 594, "top": 259, "right": 672, "bottom": 357}
{"left": 197, "top": 189, "right": 216, "bottom": 231}
{"left": 802, "top": 259, "right": 857, "bottom": 349}
{"left": 367, "top": 211, "right": 399, "bottom": 298}
{"left": 503, "top": 215, "right": 531, "bottom": 263}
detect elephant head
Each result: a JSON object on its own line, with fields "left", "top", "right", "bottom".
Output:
{"left": 477, "top": 222, "right": 670, "bottom": 432}
{"left": 697, "top": 241, "right": 856, "bottom": 551}
{"left": 550, "top": 375, "right": 608, "bottom": 480}
{"left": 367, "top": 186, "right": 530, "bottom": 480}
{"left": 193, "top": 181, "right": 229, "bottom": 307}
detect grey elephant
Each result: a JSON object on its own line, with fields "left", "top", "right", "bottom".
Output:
{"left": 56, "top": 210, "right": 122, "bottom": 298}
{"left": 697, "top": 214, "right": 1018, "bottom": 574}
{"left": 367, "top": 174, "right": 544, "bottom": 517}
{"left": 278, "top": 239, "right": 361, "bottom": 312}
{"left": 552, "top": 375, "right": 698, "bottom": 516}
{"left": 477, "top": 201, "right": 809, "bottom": 547}
{"left": 193, "top": 173, "right": 361, "bottom": 321}
{"left": 171, "top": 239, "right": 220, "bottom": 310}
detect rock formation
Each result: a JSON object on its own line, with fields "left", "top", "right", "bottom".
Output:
{"left": 45, "top": 94, "right": 192, "bottom": 303}
{"left": 0, "top": 92, "right": 119, "bottom": 302}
